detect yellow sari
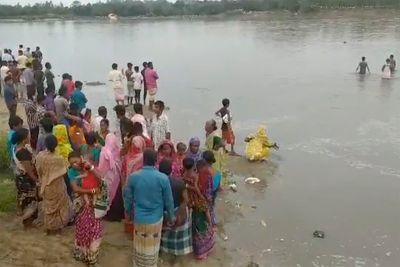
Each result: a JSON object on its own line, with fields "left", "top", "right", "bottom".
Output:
{"left": 53, "top": 124, "right": 73, "bottom": 162}
{"left": 245, "top": 126, "right": 275, "bottom": 161}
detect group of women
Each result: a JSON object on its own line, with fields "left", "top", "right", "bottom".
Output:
{"left": 8, "top": 103, "right": 226, "bottom": 266}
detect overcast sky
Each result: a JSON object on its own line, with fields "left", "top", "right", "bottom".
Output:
{"left": 3, "top": 0, "right": 102, "bottom": 6}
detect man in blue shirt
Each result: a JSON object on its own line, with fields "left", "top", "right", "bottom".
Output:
{"left": 124, "top": 149, "right": 175, "bottom": 266}
{"left": 70, "top": 81, "right": 87, "bottom": 113}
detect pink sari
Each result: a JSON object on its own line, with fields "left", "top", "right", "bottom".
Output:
{"left": 98, "top": 133, "right": 121, "bottom": 207}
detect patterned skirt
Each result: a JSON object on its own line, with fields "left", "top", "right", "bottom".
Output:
{"left": 74, "top": 205, "right": 103, "bottom": 265}
{"left": 192, "top": 209, "right": 215, "bottom": 258}
{"left": 133, "top": 218, "right": 163, "bottom": 267}
{"left": 160, "top": 208, "right": 192, "bottom": 256}
{"left": 16, "top": 174, "right": 38, "bottom": 226}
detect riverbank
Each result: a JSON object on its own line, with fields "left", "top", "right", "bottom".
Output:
{"left": 0, "top": 6, "right": 399, "bottom": 21}
{"left": 0, "top": 99, "right": 277, "bottom": 266}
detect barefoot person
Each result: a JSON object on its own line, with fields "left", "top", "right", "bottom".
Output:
{"left": 144, "top": 62, "right": 159, "bottom": 110}
{"left": 98, "top": 133, "right": 125, "bottom": 222}
{"left": 68, "top": 151, "right": 103, "bottom": 265}
{"left": 192, "top": 160, "right": 215, "bottom": 260}
{"left": 215, "top": 98, "right": 236, "bottom": 155}
{"left": 124, "top": 149, "right": 175, "bottom": 267}
{"left": 108, "top": 63, "right": 125, "bottom": 105}
{"left": 159, "top": 159, "right": 193, "bottom": 256}
{"left": 356, "top": 56, "right": 370, "bottom": 75}
{"left": 132, "top": 66, "right": 143, "bottom": 104}
{"left": 35, "top": 135, "right": 72, "bottom": 235}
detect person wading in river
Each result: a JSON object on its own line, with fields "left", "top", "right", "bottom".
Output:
{"left": 356, "top": 56, "right": 370, "bottom": 75}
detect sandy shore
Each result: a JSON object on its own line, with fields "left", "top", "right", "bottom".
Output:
{"left": 0, "top": 99, "right": 274, "bottom": 267}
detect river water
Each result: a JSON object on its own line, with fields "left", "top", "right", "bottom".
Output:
{"left": 1, "top": 10, "right": 400, "bottom": 267}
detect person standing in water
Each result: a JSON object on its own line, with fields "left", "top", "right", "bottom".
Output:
{"left": 355, "top": 57, "right": 370, "bottom": 75}
{"left": 389, "top": 55, "right": 396, "bottom": 73}
{"left": 108, "top": 63, "right": 125, "bottom": 106}
{"left": 382, "top": 58, "right": 392, "bottom": 79}
{"left": 215, "top": 98, "right": 237, "bottom": 155}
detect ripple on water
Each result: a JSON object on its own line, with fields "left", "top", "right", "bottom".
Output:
{"left": 287, "top": 117, "right": 400, "bottom": 178}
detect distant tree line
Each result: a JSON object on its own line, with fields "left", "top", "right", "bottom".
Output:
{"left": 0, "top": 0, "right": 399, "bottom": 18}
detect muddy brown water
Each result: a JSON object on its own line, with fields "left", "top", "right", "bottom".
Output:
{"left": 1, "top": 10, "right": 400, "bottom": 266}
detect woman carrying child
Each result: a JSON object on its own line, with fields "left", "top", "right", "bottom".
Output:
{"left": 67, "top": 151, "right": 104, "bottom": 266}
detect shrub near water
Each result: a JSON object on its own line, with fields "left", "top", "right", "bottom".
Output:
{"left": 0, "top": 132, "right": 16, "bottom": 213}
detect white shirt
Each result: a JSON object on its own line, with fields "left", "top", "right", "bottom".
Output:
{"left": 131, "top": 114, "right": 149, "bottom": 138}
{"left": 108, "top": 70, "right": 124, "bottom": 89}
{"left": 150, "top": 113, "right": 170, "bottom": 149}
{"left": 132, "top": 72, "right": 143, "bottom": 90}
{"left": 91, "top": 115, "right": 104, "bottom": 133}
{"left": 17, "top": 55, "right": 28, "bottom": 69}
{"left": 0, "top": 66, "right": 10, "bottom": 81}
{"left": 1, "top": 53, "right": 13, "bottom": 62}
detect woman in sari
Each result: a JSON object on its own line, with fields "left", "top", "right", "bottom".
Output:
{"left": 205, "top": 120, "right": 226, "bottom": 186}
{"left": 53, "top": 124, "right": 73, "bottom": 163}
{"left": 205, "top": 119, "right": 219, "bottom": 151}
{"left": 186, "top": 137, "right": 202, "bottom": 163}
{"left": 98, "top": 133, "right": 124, "bottom": 222}
{"left": 159, "top": 159, "right": 192, "bottom": 256}
{"left": 68, "top": 152, "right": 103, "bottom": 265}
{"left": 157, "top": 140, "right": 181, "bottom": 177}
{"left": 97, "top": 118, "right": 110, "bottom": 146}
{"left": 81, "top": 108, "right": 93, "bottom": 134}
{"left": 121, "top": 121, "right": 146, "bottom": 183}
{"left": 35, "top": 135, "right": 72, "bottom": 234}
{"left": 120, "top": 121, "right": 146, "bottom": 234}
{"left": 12, "top": 128, "right": 39, "bottom": 227}
{"left": 192, "top": 159, "right": 216, "bottom": 260}
{"left": 69, "top": 121, "right": 86, "bottom": 151}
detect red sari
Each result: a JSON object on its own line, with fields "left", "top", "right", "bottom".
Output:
{"left": 122, "top": 135, "right": 146, "bottom": 236}
{"left": 156, "top": 140, "right": 181, "bottom": 177}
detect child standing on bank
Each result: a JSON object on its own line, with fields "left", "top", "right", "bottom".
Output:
{"left": 132, "top": 66, "right": 143, "bottom": 104}
{"left": 215, "top": 98, "right": 237, "bottom": 155}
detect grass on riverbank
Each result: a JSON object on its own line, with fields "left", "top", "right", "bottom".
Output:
{"left": 0, "top": 132, "right": 16, "bottom": 213}
{"left": 0, "top": 172, "right": 16, "bottom": 213}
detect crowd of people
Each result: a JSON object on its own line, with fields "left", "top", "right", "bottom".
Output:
{"left": 1, "top": 45, "right": 241, "bottom": 267}
{"left": 356, "top": 54, "right": 396, "bottom": 78}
